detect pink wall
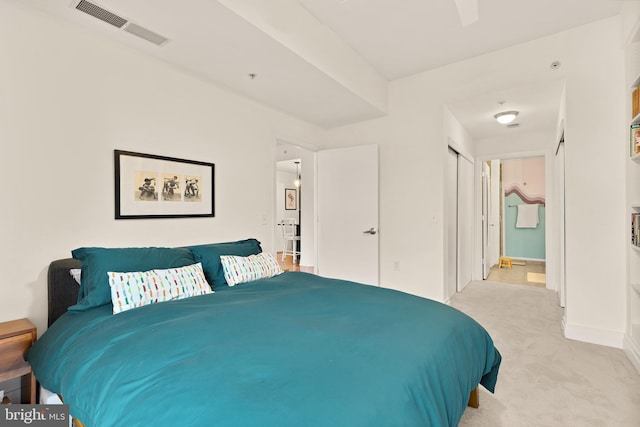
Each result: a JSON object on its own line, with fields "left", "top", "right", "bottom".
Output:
{"left": 503, "top": 157, "right": 545, "bottom": 203}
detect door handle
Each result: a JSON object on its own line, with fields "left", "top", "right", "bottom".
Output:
{"left": 363, "top": 228, "right": 377, "bottom": 235}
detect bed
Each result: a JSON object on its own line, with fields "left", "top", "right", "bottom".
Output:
{"left": 27, "top": 242, "right": 501, "bottom": 426}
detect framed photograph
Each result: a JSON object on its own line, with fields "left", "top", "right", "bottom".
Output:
{"left": 631, "top": 124, "right": 640, "bottom": 157}
{"left": 114, "top": 150, "right": 215, "bottom": 219}
{"left": 285, "top": 188, "right": 297, "bottom": 210}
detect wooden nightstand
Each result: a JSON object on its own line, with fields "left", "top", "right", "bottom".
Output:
{"left": 0, "top": 318, "right": 37, "bottom": 404}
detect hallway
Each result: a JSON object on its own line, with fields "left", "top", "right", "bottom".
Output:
{"left": 485, "top": 260, "right": 546, "bottom": 287}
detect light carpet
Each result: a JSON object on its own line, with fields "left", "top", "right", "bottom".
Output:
{"left": 452, "top": 281, "right": 640, "bottom": 427}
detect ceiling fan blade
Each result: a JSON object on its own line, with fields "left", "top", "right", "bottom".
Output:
{"left": 453, "top": 0, "right": 478, "bottom": 27}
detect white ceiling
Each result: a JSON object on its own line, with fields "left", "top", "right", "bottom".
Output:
{"left": 21, "top": 0, "right": 623, "bottom": 136}
{"left": 300, "top": 0, "right": 622, "bottom": 80}
{"left": 446, "top": 78, "right": 567, "bottom": 140}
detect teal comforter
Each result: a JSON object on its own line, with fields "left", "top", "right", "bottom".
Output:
{"left": 27, "top": 272, "right": 501, "bottom": 426}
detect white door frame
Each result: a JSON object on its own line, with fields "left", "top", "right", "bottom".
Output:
{"left": 482, "top": 161, "right": 490, "bottom": 279}
{"left": 273, "top": 139, "right": 318, "bottom": 267}
{"left": 473, "top": 148, "right": 556, "bottom": 292}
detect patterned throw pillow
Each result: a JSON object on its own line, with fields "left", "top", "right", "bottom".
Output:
{"left": 108, "top": 263, "right": 212, "bottom": 314}
{"left": 220, "top": 252, "right": 283, "bottom": 286}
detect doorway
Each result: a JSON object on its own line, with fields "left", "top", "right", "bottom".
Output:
{"left": 482, "top": 156, "right": 547, "bottom": 287}
{"left": 275, "top": 142, "right": 316, "bottom": 270}
{"left": 274, "top": 142, "right": 381, "bottom": 283}
{"left": 276, "top": 158, "right": 302, "bottom": 267}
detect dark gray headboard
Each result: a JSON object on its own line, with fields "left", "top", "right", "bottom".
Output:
{"left": 47, "top": 258, "right": 82, "bottom": 326}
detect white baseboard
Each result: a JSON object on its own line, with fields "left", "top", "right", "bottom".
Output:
{"left": 503, "top": 256, "right": 545, "bottom": 262}
{"left": 562, "top": 320, "right": 624, "bottom": 349}
{"left": 624, "top": 334, "right": 640, "bottom": 375}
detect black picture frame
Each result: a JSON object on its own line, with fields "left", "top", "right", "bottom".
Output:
{"left": 114, "top": 150, "right": 215, "bottom": 219}
{"left": 285, "top": 188, "right": 297, "bottom": 210}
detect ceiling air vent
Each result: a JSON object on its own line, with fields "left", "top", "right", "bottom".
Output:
{"left": 123, "top": 23, "right": 169, "bottom": 46}
{"left": 73, "top": 1, "right": 169, "bottom": 47}
{"left": 75, "top": 0, "right": 127, "bottom": 28}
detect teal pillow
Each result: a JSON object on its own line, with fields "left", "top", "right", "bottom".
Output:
{"left": 69, "top": 247, "right": 196, "bottom": 311}
{"left": 187, "top": 239, "right": 262, "bottom": 290}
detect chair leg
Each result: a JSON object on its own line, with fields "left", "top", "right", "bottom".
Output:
{"left": 282, "top": 241, "right": 287, "bottom": 261}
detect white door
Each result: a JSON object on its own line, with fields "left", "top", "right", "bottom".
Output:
{"left": 446, "top": 148, "right": 458, "bottom": 298}
{"left": 557, "top": 141, "right": 566, "bottom": 307}
{"left": 457, "top": 155, "right": 473, "bottom": 292}
{"left": 317, "top": 145, "right": 379, "bottom": 285}
{"left": 482, "top": 162, "right": 490, "bottom": 279}
{"left": 488, "top": 160, "right": 501, "bottom": 271}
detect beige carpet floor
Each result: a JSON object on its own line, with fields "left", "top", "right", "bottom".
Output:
{"left": 452, "top": 281, "right": 640, "bottom": 427}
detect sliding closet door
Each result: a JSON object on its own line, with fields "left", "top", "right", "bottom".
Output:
{"left": 446, "top": 148, "right": 458, "bottom": 299}
{"left": 457, "top": 155, "right": 473, "bottom": 292}
{"left": 447, "top": 147, "right": 473, "bottom": 297}
{"left": 557, "top": 141, "right": 566, "bottom": 307}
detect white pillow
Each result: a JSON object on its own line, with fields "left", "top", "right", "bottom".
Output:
{"left": 108, "top": 263, "right": 212, "bottom": 314}
{"left": 70, "top": 268, "right": 82, "bottom": 285}
{"left": 220, "top": 252, "right": 283, "bottom": 286}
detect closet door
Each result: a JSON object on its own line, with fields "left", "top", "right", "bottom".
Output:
{"left": 446, "top": 148, "right": 458, "bottom": 299}
{"left": 482, "top": 162, "right": 490, "bottom": 279}
{"left": 557, "top": 141, "right": 566, "bottom": 307}
{"left": 457, "top": 155, "right": 473, "bottom": 292}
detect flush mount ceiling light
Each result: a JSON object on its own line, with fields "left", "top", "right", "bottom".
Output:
{"left": 494, "top": 111, "right": 519, "bottom": 125}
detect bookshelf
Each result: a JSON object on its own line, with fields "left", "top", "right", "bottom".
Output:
{"left": 627, "top": 24, "right": 640, "bottom": 374}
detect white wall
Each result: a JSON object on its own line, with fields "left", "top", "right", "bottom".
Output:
{"left": 0, "top": 2, "right": 325, "bottom": 333}
{"left": 444, "top": 107, "right": 475, "bottom": 159}
{"left": 326, "top": 17, "right": 627, "bottom": 347}
{"left": 475, "top": 130, "right": 557, "bottom": 159}
{"left": 561, "top": 18, "right": 626, "bottom": 347}
{"left": 622, "top": 1, "right": 640, "bottom": 373}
